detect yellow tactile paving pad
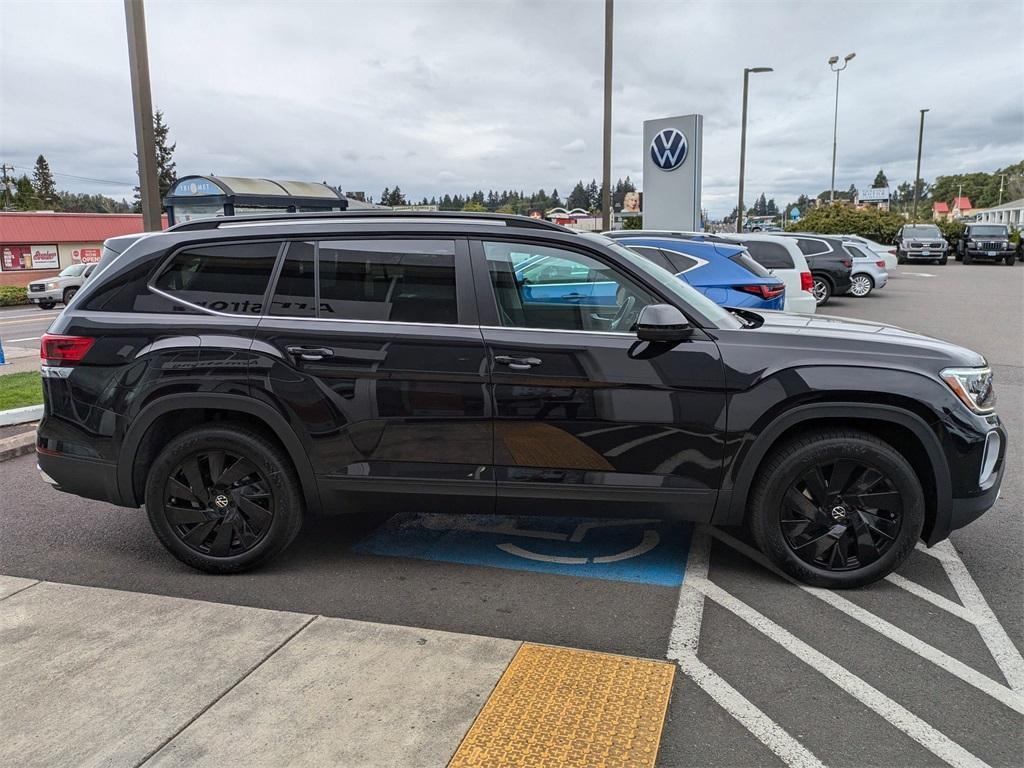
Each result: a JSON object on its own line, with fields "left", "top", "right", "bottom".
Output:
{"left": 448, "top": 643, "right": 675, "bottom": 768}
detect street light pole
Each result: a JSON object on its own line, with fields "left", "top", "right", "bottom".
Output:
{"left": 828, "top": 53, "right": 855, "bottom": 205}
{"left": 124, "top": 0, "right": 161, "bottom": 231}
{"left": 737, "top": 66, "right": 773, "bottom": 233}
{"left": 601, "top": 0, "right": 613, "bottom": 232}
{"left": 912, "top": 108, "right": 929, "bottom": 220}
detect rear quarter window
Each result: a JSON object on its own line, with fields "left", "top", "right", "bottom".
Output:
{"left": 728, "top": 250, "right": 772, "bottom": 277}
{"left": 743, "top": 240, "right": 795, "bottom": 270}
{"left": 795, "top": 238, "right": 830, "bottom": 256}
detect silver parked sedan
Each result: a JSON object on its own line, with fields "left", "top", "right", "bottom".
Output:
{"left": 843, "top": 243, "right": 888, "bottom": 297}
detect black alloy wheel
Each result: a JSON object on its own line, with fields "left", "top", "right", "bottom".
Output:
{"left": 163, "top": 450, "right": 273, "bottom": 557}
{"left": 780, "top": 459, "right": 902, "bottom": 572}
{"left": 146, "top": 423, "right": 304, "bottom": 573}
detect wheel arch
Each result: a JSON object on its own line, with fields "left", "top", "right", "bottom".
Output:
{"left": 117, "top": 393, "right": 322, "bottom": 515}
{"left": 713, "top": 402, "right": 951, "bottom": 544}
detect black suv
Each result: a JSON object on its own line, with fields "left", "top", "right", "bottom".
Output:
{"left": 37, "top": 212, "right": 1005, "bottom": 588}
{"left": 770, "top": 233, "right": 853, "bottom": 305}
{"left": 956, "top": 223, "right": 1016, "bottom": 265}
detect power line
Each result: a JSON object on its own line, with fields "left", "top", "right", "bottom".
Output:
{"left": 12, "top": 165, "right": 133, "bottom": 187}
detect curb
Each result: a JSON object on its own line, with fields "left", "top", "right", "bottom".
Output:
{"left": 0, "top": 404, "right": 44, "bottom": 427}
{"left": 0, "top": 430, "right": 35, "bottom": 462}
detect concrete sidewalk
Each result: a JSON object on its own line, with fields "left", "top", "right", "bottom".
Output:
{"left": 0, "top": 575, "right": 674, "bottom": 768}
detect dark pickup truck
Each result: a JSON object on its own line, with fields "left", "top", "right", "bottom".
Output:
{"left": 956, "top": 223, "right": 1017, "bottom": 265}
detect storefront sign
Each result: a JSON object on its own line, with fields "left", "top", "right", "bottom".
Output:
{"left": 1, "top": 245, "right": 29, "bottom": 270}
{"left": 30, "top": 245, "right": 59, "bottom": 269}
{"left": 643, "top": 114, "right": 703, "bottom": 230}
{"left": 74, "top": 248, "right": 102, "bottom": 264}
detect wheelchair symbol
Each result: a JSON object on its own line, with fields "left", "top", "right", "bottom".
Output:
{"left": 418, "top": 516, "right": 661, "bottom": 565}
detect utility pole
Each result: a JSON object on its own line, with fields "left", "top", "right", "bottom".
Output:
{"left": 737, "top": 66, "right": 773, "bottom": 233}
{"left": 828, "top": 53, "right": 855, "bottom": 204}
{"left": 0, "top": 164, "right": 15, "bottom": 210}
{"left": 601, "top": 0, "right": 613, "bottom": 232}
{"left": 998, "top": 174, "right": 1005, "bottom": 206}
{"left": 124, "top": 0, "right": 162, "bottom": 231}
{"left": 912, "top": 108, "right": 928, "bottom": 220}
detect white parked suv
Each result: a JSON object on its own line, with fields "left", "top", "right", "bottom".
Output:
{"left": 26, "top": 263, "right": 96, "bottom": 310}
{"left": 839, "top": 235, "right": 897, "bottom": 270}
{"left": 715, "top": 233, "right": 817, "bottom": 314}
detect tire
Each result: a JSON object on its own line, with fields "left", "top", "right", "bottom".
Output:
{"left": 848, "top": 273, "right": 874, "bottom": 297}
{"left": 38, "top": 300, "right": 56, "bottom": 310}
{"left": 749, "top": 429, "right": 924, "bottom": 588}
{"left": 939, "top": 255, "right": 948, "bottom": 265}
{"left": 810, "top": 275, "right": 832, "bottom": 305}
{"left": 963, "top": 252, "right": 972, "bottom": 265}
{"left": 62, "top": 287, "right": 78, "bottom": 305}
{"left": 1005, "top": 255, "right": 1015, "bottom": 266}
{"left": 145, "top": 423, "right": 304, "bottom": 573}
{"left": 896, "top": 250, "right": 906, "bottom": 265}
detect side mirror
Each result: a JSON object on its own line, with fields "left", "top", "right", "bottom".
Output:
{"left": 636, "top": 304, "right": 691, "bottom": 342}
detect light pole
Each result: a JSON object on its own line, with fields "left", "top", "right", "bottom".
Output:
{"left": 912, "top": 108, "right": 929, "bottom": 220}
{"left": 124, "top": 0, "right": 161, "bottom": 231}
{"left": 601, "top": 0, "right": 613, "bottom": 232}
{"left": 737, "top": 66, "right": 773, "bottom": 233}
{"left": 828, "top": 52, "right": 855, "bottom": 204}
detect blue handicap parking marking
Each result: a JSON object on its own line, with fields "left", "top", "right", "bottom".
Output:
{"left": 352, "top": 513, "right": 694, "bottom": 586}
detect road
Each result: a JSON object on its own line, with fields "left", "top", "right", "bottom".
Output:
{"left": 1, "top": 261, "right": 1021, "bottom": 767}
{"left": 0, "top": 305, "right": 55, "bottom": 372}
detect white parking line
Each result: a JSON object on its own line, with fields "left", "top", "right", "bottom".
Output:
{"left": 708, "top": 528, "right": 1024, "bottom": 715}
{"left": 690, "top": 578, "right": 991, "bottom": 768}
{"left": 919, "top": 540, "right": 1024, "bottom": 692}
{"left": 6, "top": 336, "right": 40, "bottom": 343}
{"left": 886, "top": 572, "right": 979, "bottom": 623}
{"left": 668, "top": 530, "right": 827, "bottom": 768}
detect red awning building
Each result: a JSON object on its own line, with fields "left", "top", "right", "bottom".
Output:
{"left": 0, "top": 212, "right": 166, "bottom": 287}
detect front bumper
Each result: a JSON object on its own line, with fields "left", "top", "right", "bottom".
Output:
{"left": 966, "top": 246, "right": 1013, "bottom": 259}
{"left": 904, "top": 248, "right": 947, "bottom": 259}
{"left": 27, "top": 287, "right": 61, "bottom": 303}
{"left": 927, "top": 424, "right": 1006, "bottom": 544}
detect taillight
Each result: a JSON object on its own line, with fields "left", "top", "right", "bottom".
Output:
{"left": 41, "top": 334, "right": 95, "bottom": 366}
{"left": 876, "top": 260, "right": 886, "bottom": 268}
{"left": 800, "top": 271, "right": 813, "bottom": 292}
{"left": 737, "top": 284, "right": 785, "bottom": 300}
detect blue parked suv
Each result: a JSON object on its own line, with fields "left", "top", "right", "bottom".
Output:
{"left": 615, "top": 236, "right": 787, "bottom": 310}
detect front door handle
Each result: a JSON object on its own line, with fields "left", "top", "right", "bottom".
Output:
{"left": 494, "top": 355, "right": 542, "bottom": 371}
{"left": 286, "top": 345, "right": 335, "bottom": 361}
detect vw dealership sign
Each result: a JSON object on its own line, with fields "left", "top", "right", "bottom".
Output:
{"left": 643, "top": 114, "right": 703, "bottom": 230}
{"left": 650, "top": 128, "right": 688, "bottom": 171}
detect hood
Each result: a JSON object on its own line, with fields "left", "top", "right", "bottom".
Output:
{"left": 27, "top": 277, "right": 50, "bottom": 287}
{"left": 745, "top": 310, "right": 986, "bottom": 369}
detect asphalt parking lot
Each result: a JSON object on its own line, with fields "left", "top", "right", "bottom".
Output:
{"left": 1, "top": 261, "right": 1021, "bottom": 767}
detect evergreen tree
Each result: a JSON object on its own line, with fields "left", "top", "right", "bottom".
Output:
{"left": 133, "top": 109, "right": 177, "bottom": 211}
{"left": 566, "top": 181, "right": 589, "bottom": 210}
{"left": 13, "top": 175, "right": 39, "bottom": 210}
{"left": 32, "top": 155, "right": 58, "bottom": 207}
{"left": 766, "top": 197, "right": 778, "bottom": 216}
{"left": 585, "top": 179, "right": 600, "bottom": 210}
{"left": 872, "top": 169, "right": 888, "bottom": 188}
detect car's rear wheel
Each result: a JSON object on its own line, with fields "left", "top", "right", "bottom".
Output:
{"left": 145, "top": 424, "right": 304, "bottom": 573}
{"left": 62, "top": 287, "right": 78, "bottom": 305}
{"left": 38, "top": 300, "right": 56, "bottom": 310}
{"left": 748, "top": 429, "right": 923, "bottom": 588}
{"left": 848, "top": 274, "right": 874, "bottom": 297}
{"left": 810, "top": 276, "right": 832, "bottom": 305}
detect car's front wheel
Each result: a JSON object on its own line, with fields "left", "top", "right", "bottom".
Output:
{"left": 748, "top": 429, "right": 924, "bottom": 588}
{"left": 38, "top": 300, "right": 56, "bottom": 310}
{"left": 810, "top": 276, "right": 832, "bottom": 305}
{"left": 145, "top": 423, "right": 304, "bottom": 573}
{"left": 1005, "top": 255, "right": 1015, "bottom": 266}
{"left": 963, "top": 252, "right": 973, "bottom": 265}
{"left": 62, "top": 287, "right": 78, "bottom": 305}
{"left": 848, "top": 274, "right": 874, "bottom": 297}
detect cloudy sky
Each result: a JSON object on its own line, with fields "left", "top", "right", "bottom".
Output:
{"left": 1, "top": 0, "right": 1022, "bottom": 216}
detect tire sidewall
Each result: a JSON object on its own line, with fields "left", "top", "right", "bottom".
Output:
{"left": 145, "top": 426, "right": 302, "bottom": 572}
{"left": 751, "top": 436, "right": 924, "bottom": 588}
{"left": 812, "top": 276, "right": 832, "bottom": 305}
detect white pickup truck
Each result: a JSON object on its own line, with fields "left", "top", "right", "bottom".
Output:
{"left": 26, "top": 262, "right": 97, "bottom": 309}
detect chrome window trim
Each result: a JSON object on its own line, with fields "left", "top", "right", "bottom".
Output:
{"left": 479, "top": 324, "right": 634, "bottom": 338}
{"left": 146, "top": 285, "right": 264, "bottom": 319}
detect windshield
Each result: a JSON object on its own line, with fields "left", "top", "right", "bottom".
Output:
{"left": 970, "top": 225, "right": 1008, "bottom": 237}
{"left": 590, "top": 236, "right": 744, "bottom": 329}
{"left": 904, "top": 225, "right": 941, "bottom": 237}
{"left": 58, "top": 264, "right": 87, "bottom": 277}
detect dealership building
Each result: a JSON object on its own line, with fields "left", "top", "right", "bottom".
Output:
{"left": 0, "top": 212, "right": 166, "bottom": 288}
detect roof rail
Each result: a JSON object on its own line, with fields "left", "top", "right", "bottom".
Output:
{"left": 168, "top": 209, "right": 570, "bottom": 233}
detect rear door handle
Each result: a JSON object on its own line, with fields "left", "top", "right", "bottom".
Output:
{"left": 494, "top": 355, "right": 542, "bottom": 371}
{"left": 286, "top": 345, "right": 334, "bottom": 361}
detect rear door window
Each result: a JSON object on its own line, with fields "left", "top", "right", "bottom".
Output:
{"left": 317, "top": 239, "right": 459, "bottom": 324}
{"left": 795, "top": 238, "right": 830, "bottom": 256}
{"left": 268, "top": 241, "right": 316, "bottom": 317}
{"left": 624, "top": 246, "right": 677, "bottom": 273}
{"left": 744, "top": 240, "right": 795, "bottom": 269}
{"left": 149, "top": 241, "right": 280, "bottom": 315}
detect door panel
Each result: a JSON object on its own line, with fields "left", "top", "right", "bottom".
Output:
{"left": 252, "top": 238, "right": 493, "bottom": 514}
{"left": 474, "top": 239, "right": 727, "bottom": 521}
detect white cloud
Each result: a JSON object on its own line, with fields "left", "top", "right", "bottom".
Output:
{"left": 0, "top": 0, "right": 1020, "bottom": 216}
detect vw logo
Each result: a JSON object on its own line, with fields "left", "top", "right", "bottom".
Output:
{"left": 213, "top": 494, "right": 230, "bottom": 510}
{"left": 650, "top": 128, "right": 688, "bottom": 171}
{"left": 830, "top": 505, "right": 848, "bottom": 522}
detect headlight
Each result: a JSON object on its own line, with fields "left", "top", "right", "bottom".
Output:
{"left": 46, "top": 282, "right": 58, "bottom": 290}
{"left": 968, "top": 241, "right": 978, "bottom": 248}
{"left": 941, "top": 367, "right": 995, "bottom": 414}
